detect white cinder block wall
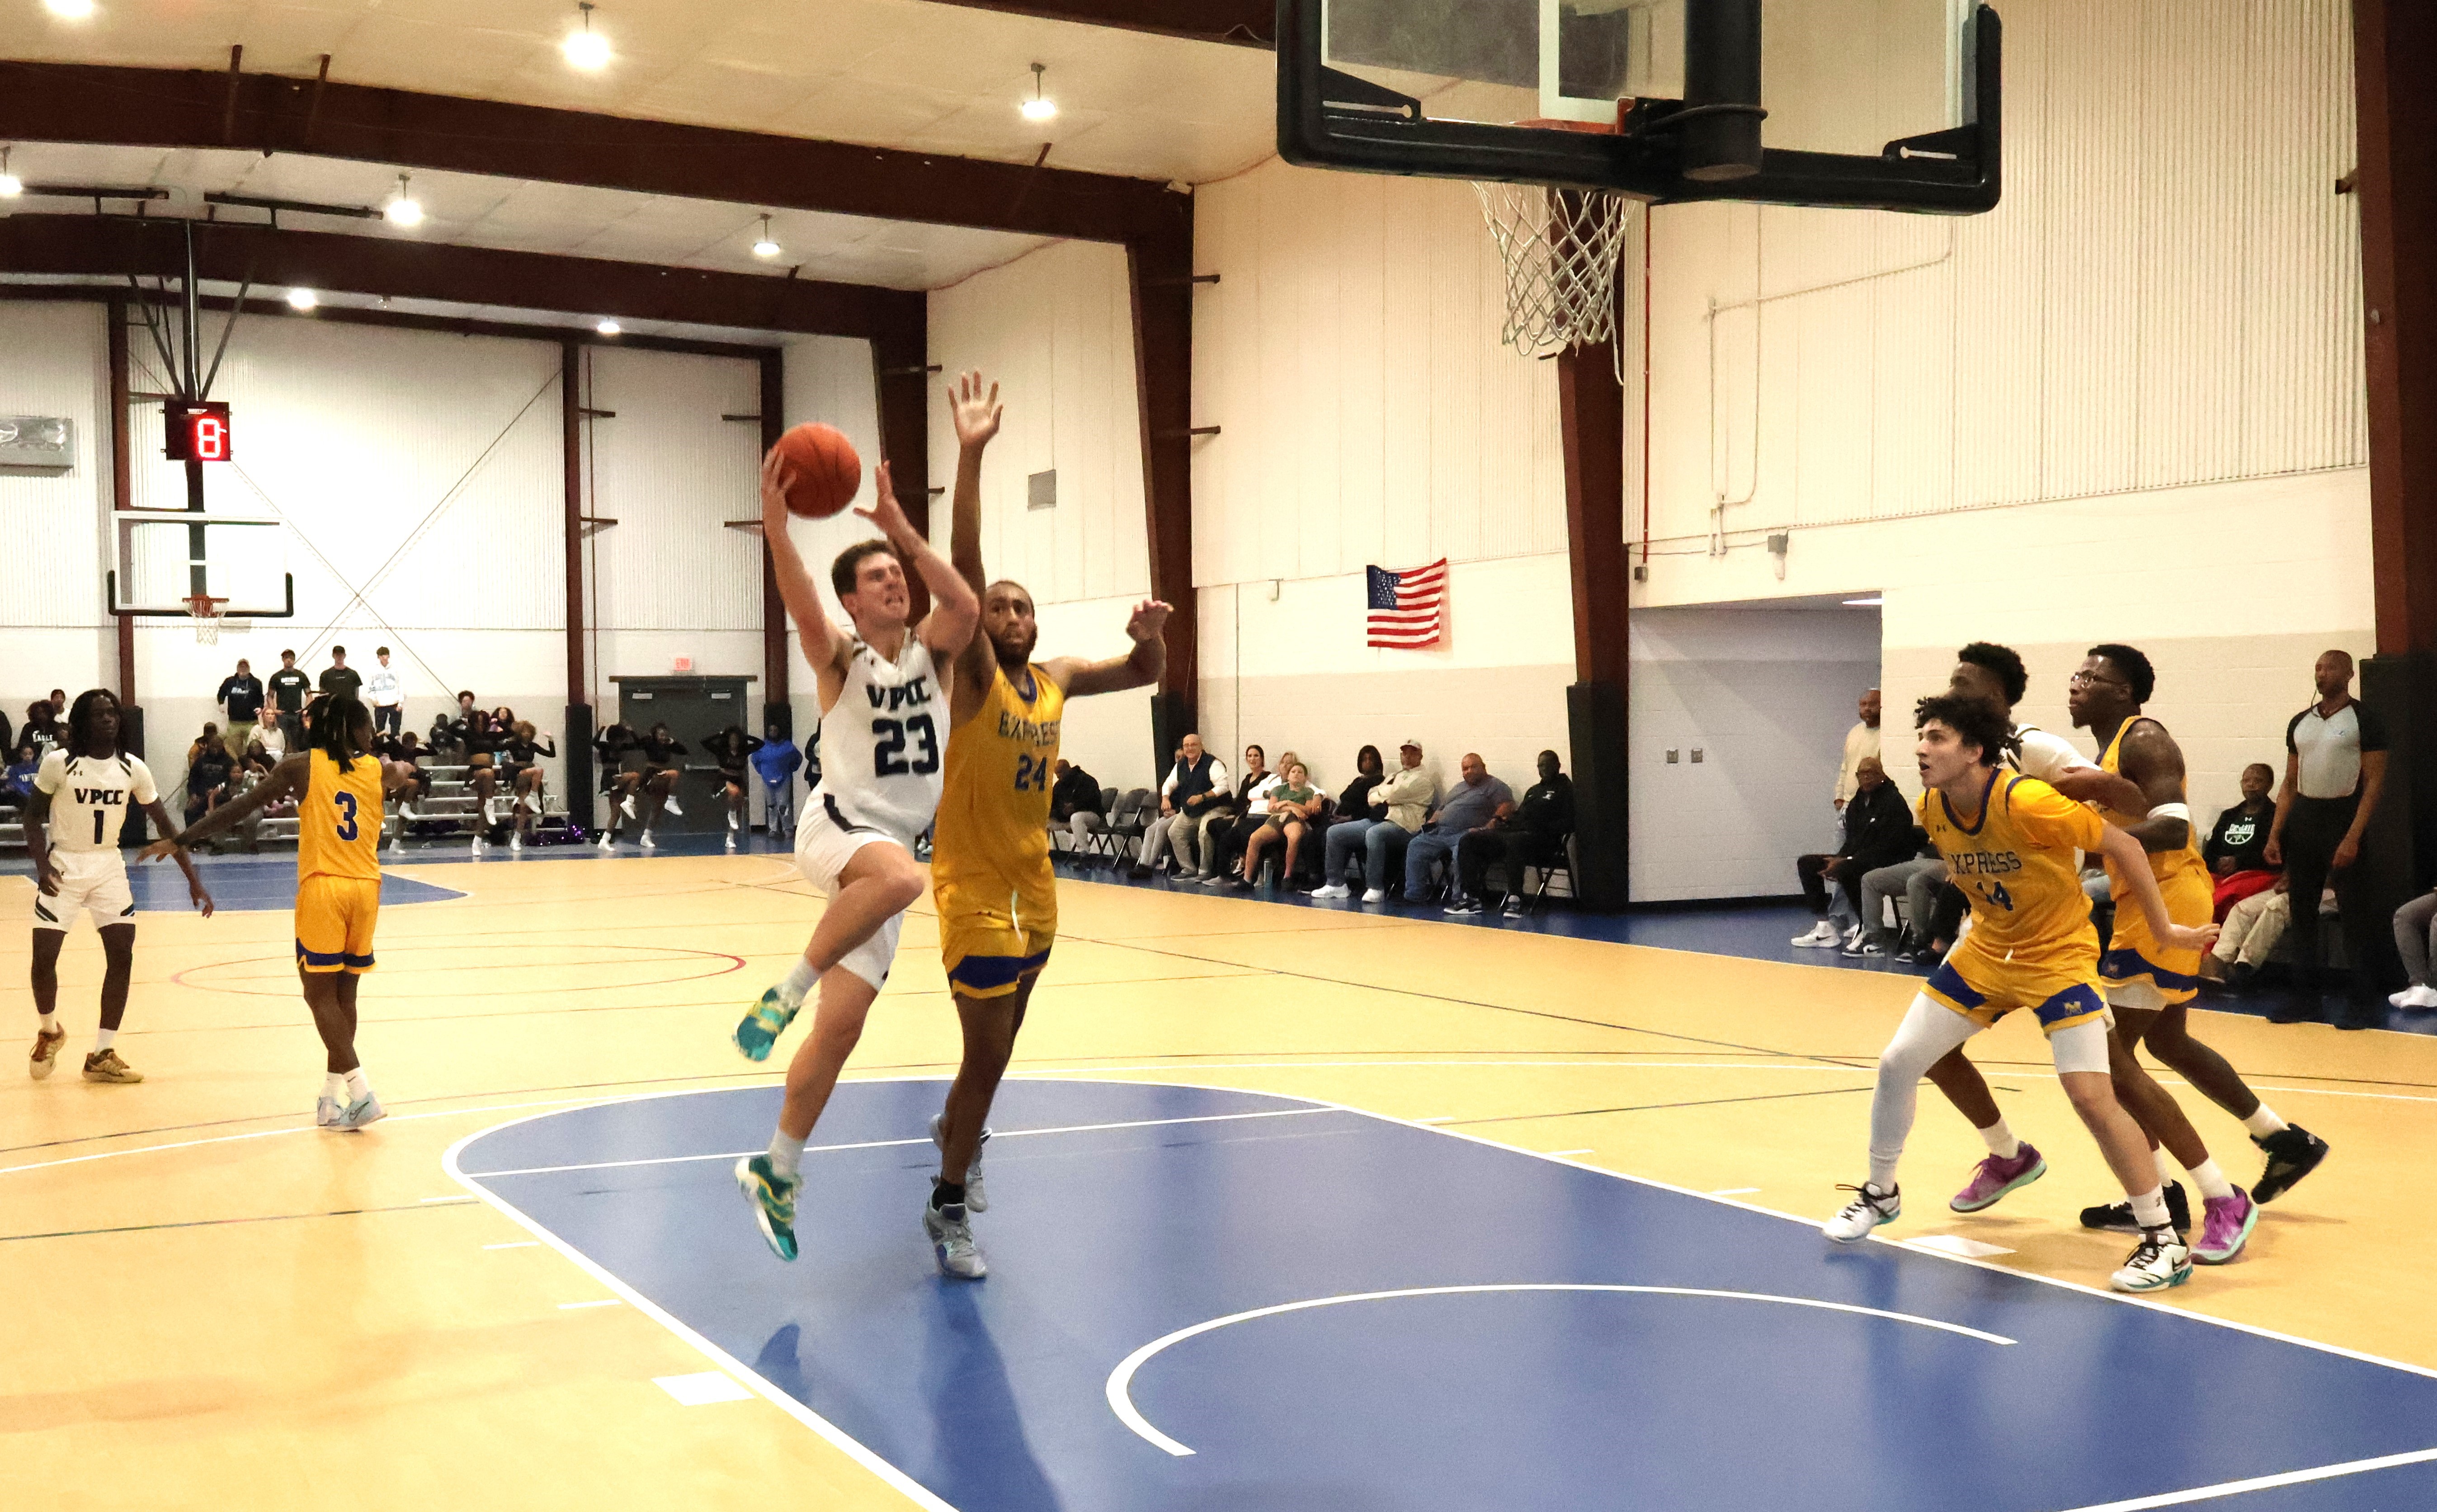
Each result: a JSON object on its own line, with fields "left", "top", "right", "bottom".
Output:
{"left": 1633, "top": 0, "right": 2373, "bottom": 851}
{"left": 0, "top": 301, "right": 115, "bottom": 727}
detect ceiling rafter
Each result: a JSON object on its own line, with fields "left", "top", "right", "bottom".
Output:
{"left": 0, "top": 61, "right": 1190, "bottom": 247}
{"left": 920, "top": 0, "right": 1274, "bottom": 48}
{"left": 0, "top": 212, "right": 920, "bottom": 341}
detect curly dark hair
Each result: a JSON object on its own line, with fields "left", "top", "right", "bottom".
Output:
{"left": 1956, "top": 642, "right": 2028, "bottom": 706}
{"left": 2088, "top": 643, "right": 2155, "bottom": 703}
{"left": 1914, "top": 693, "right": 2017, "bottom": 768}
{"left": 65, "top": 688, "right": 126, "bottom": 760}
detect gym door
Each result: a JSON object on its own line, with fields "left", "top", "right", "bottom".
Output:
{"left": 613, "top": 676, "right": 755, "bottom": 834}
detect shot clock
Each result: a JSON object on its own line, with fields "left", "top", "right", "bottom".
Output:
{"left": 164, "top": 400, "right": 233, "bottom": 462}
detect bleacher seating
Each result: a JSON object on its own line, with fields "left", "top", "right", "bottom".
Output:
{"left": 0, "top": 759, "right": 577, "bottom": 853}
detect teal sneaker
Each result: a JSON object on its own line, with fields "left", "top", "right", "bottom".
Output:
{"left": 732, "top": 987, "right": 800, "bottom": 1062}
{"left": 736, "top": 1155, "right": 801, "bottom": 1262}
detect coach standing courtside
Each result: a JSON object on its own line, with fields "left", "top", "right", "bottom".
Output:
{"left": 2265, "top": 650, "right": 2389, "bottom": 1027}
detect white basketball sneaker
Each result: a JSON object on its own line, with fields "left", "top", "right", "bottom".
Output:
{"left": 931, "top": 1114, "right": 990, "bottom": 1213}
{"left": 924, "top": 1199, "right": 987, "bottom": 1279}
{"left": 1822, "top": 1182, "right": 1900, "bottom": 1242}
{"left": 1308, "top": 882, "right": 1351, "bottom": 899}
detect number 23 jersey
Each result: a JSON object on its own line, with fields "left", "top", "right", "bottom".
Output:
{"left": 813, "top": 636, "right": 946, "bottom": 847}
{"left": 1918, "top": 767, "right": 2108, "bottom": 974}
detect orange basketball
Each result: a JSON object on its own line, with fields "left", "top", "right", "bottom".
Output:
{"left": 769, "top": 423, "right": 862, "bottom": 518}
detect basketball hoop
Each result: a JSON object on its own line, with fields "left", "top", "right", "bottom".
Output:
{"left": 1475, "top": 116, "right": 1637, "bottom": 379}
{"left": 183, "top": 593, "right": 230, "bottom": 645}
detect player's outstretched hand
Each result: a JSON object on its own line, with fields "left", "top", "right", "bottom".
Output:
{"left": 759, "top": 449, "right": 797, "bottom": 534}
{"left": 2164, "top": 921, "right": 2220, "bottom": 954}
{"left": 137, "top": 838, "right": 180, "bottom": 865}
{"left": 853, "top": 461, "right": 913, "bottom": 542}
{"left": 1125, "top": 599, "right": 1174, "bottom": 645}
{"left": 189, "top": 879, "right": 215, "bottom": 918}
{"left": 949, "top": 370, "right": 1001, "bottom": 450}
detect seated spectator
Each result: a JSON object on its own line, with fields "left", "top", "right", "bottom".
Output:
{"left": 246, "top": 718, "right": 288, "bottom": 769}
{"left": 388, "top": 730, "right": 434, "bottom": 815}
{"left": 594, "top": 722, "right": 645, "bottom": 845}
{"left": 2391, "top": 886, "right": 2437, "bottom": 1011}
{"left": 2209, "top": 877, "right": 2298, "bottom": 994}
{"left": 0, "top": 740, "right": 40, "bottom": 816}
{"left": 1334, "top": 745, "right": 1385, "bottom": 822}
{"left": 709, "top": 725, "right": 762, "bottom": 845}
{"left": 1049, "top": 758, "right": 1106, "bottom": 853}
{"left": 1314, "top": 737, "right": 1433, "bottom": 902}
{"left": 750, "top": 723, "right": 803, "bottom": 838}
{"left": 1405, "top": 752, "right": 1514, "bottom": 905}
{"left": 1449, "top": 749, "right": 1574, "bottom": 917}
{"left": 2205, "top": 762, "right": 2281, "bottom": 920}
{"left": 0, "top": 703, "right": 10, "bottom": 758}
{"left": 21, "top": 701, "right": 61, "bottom": 758}
{"left": 1238, "top": 758, "right": 1322, "bottom": 886}
{"left": 1792, "top": 756, "right": 1913, "bottom": 952}
{"left": 184, "top": 731, "right": 236, "bottom": 829}
{"left": 499, "top": 721, "right": 560, "bottom": 848}
{"left": 1871, "top": 856, "right": 1951, "bottom": 964}
{"left": 1132, "top": 734, "right": 1228, "bottom": 878}
{"left": 1197, "top": 746, "right": 1280, "bottom": 885}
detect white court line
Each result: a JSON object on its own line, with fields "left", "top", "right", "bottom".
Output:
{"left": 456, "top": 1106, "right": 1339, "bottom": 1181}
{"left": 1413, "top": 1116, "right": 1455, "bottom": 1124}
{"left": 482, "top": 1240, "right": 540, "bottom": 1250}
{"left": 1549, "top": 1148, "right": 1594, "bottom": 1156}
{"left": 1105, "top": 1283, "right": 2015, "bottom": 1457}
{"left": 1711, "top": 1187, "right": 1762, "bottom": 1196}
{"left": 2048, "top": 1445, "right": 2437, "bottom": 1511}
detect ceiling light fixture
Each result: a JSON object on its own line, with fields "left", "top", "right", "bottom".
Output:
{"left": 595, "top": 318, "right": 622, "bottom": 336}
{"left": 286, "top": 287, "right": 319, "bottom": 311}
{"left": 563, "top": 2, "right": 611, "bottom": 70}
{"left": 0, "top": 149, "right": 20, "bottom": 198}
{"left": 1020, "top": 62, "right": 1057, "bottom": 122}
{"left": 44, "top": 0, "right": 99, "bottom": 19}
{"left": 752, "top": 214, "right": 781, "bottom": 259}
{"left": 384, "top": 173, "right": 424, "bottom": 227}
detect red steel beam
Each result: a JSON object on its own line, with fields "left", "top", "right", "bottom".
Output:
{"left": 923, "top": 0, "right": 1273, "bottom": 47}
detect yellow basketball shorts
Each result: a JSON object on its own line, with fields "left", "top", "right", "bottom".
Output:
{"left": 2101, "top": 868, "right": 2212, "bottom": 1008}
{"left": 1924, "top": 942, "right": 2110, "bottom": 1036}
{"left": 296, "top": 875, "right": 381, "bottom": 975}
{"left": 935, "top": 867, "right": 1057, "bottom": 1001}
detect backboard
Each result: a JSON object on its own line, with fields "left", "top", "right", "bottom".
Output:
{"left": 108, "top": 512, "right": 294, "bottom": 619}
{"left": 1279, "top": 0, "right": 2000, "bottom": 213}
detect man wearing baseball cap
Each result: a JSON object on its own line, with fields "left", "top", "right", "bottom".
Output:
{"left": 1312, "top": 736, "right": 1436, "bottom": 902}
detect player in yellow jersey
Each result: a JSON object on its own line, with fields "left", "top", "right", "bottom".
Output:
{"left": 1823, "top": 693, "right": 2218, "bottom": 1293}
{"left": 2069, "top": 645, "right": 2324, "bottom": 1246}
{"left": 148, "top": 692, "right": 415, "bottom": 1130}
{"left": 920, "top": 371, "right": 1170, "bottom": 1277}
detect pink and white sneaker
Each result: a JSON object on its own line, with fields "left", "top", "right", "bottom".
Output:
{"left": 2192, "top": 1190, "right": 2259, "bottom": 1264}
{"left": 1949, "top": 1143, "right": 2047, "bottom": 1213}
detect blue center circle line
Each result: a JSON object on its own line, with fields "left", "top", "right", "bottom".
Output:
{"left": 1105, "top": 1282, "right": 2018, "bottom": 1457}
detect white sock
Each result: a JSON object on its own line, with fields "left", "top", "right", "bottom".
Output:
{"left": 768, "top": 1130, "right": 806, "bottom": 1180}
{"left": 1977, "top": 1118, "right": 2021, "bottom": 1160}
{"left": 2242, "top": 1106, "right": 2288, "bottom": 1138}
{"left": 324, "top": 1072, "right": 346, "bottom": 1102}
{"left": 2128, "top": 1185, "right": 2169, "bottom": 1229}
{"left": 94, "top": 1027, "right": 117, "bottom": 1052}
{"left": 38, "top": 1010, "right": 59, "bottom": 1036}
{"left": 2152, "top": 1145, "right": 2176, "bottom": 1185}
{"left": 2186, "top": 1157, "right": 2236, "bottom": 1202}
{"left": 343, "top": 1067, "right": 370, "bottom": 1101}
{"left": 778, "top": 956, "right": 819, "bottom": 1008}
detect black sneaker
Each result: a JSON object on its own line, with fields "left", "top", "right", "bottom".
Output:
{"left": 2263, "top": 993, "right": 2319, "bottom": 1025}
{"left": 2252, "top": 1125, "right": 2330, "bottom": 1203}
{"left": 2079, "top": 1178, "right": 2190, "bottom": 1235}
{"left": 1443, "top": 897, "right": 1485, "bottom": 916}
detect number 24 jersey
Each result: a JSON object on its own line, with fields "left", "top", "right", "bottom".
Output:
{"left": 1918, "top": 767, "right": 2109, "bottom": 973}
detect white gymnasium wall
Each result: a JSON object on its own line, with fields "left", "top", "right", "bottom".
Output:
{"left": 927, "top": 240, "right": 1161, "bottom": 790}
{"left": 1634, "top": 0, "right": 2371, "bottom": 823}
{"left": 1630, "top": 606, "right": 1881, "bottom": 901}
{"left": 776, "top": 334, "right": 888, "bottom": 756}
{"left": 1187, "top": 157, "right": 1579, "bottom": 796}
{"left": 0, "top": 301, "right": 114, "bottom": 726}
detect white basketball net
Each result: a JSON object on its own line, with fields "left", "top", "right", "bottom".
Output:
{"left": 186, "top": 596, "right": 226, "bottom": 645}
{"left": 1474, "top": 182, "right": 1635, "bottom": 372}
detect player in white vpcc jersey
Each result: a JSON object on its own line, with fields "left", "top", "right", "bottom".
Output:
{"left": 26, "top": 689, "right": 214, "bottom": 1084}
{"left": 729, "top": 440, "right": 983, "bottom": 1264}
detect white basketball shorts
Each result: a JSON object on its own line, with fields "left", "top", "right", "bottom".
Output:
{"left": 34, "top": 850, "right": 137, "bottom": 933}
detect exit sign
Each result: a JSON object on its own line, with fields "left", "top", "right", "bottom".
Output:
{"left": 164, "top": 400, "right": 232, "bottom": 462}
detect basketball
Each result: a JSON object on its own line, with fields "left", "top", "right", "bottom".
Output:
{"left": 769, "top": 423, "right": 862, "bottom": 518}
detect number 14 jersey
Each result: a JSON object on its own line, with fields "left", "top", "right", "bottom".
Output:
{"left": 1918, "top": 766, "right": 2109, "bottom": 975}
{"left": 813, "top": 636, "right": 945, "bottom": 847}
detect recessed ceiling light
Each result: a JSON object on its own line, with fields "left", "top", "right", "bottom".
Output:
{"left": 385, "top": 173, "right": 424, "bottom": 227}
{"left": 44, "top": 0, "right": 98, "bottom": 19}
{"left": 563, "top": 2, "right": 611, "bottom": 69}
{"left": 1842, "top": 596, "right": 1884, "bottom": 607}
{"left": 752, "top": 213, "right": 780, "bottom": 259}
{"left": 0, "top": 149, "right": 20, "bottom": 198}
{"left": 1020, "top": 61, "right": 1057, "bottom": 122}
{"left": 286, "top": 287, "right": 319, "bottom": 311}
{"left": 595, "top": 318, "right": 622, "bottom": 336}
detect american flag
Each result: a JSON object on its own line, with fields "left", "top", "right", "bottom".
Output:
{"left": 1366, "top": 558, "right": 1447, "bottom": 649}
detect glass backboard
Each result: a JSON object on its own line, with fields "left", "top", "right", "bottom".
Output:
{"left": 1280, "top": 0, "right": 2000, "bottom": 213}
{"left": 111, "top": 513, "right": 293, "bottom": 617}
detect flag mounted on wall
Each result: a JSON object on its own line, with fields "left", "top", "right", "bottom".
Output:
{"left": 1366, "top": 558, "right": 1447, "bottom": 649}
